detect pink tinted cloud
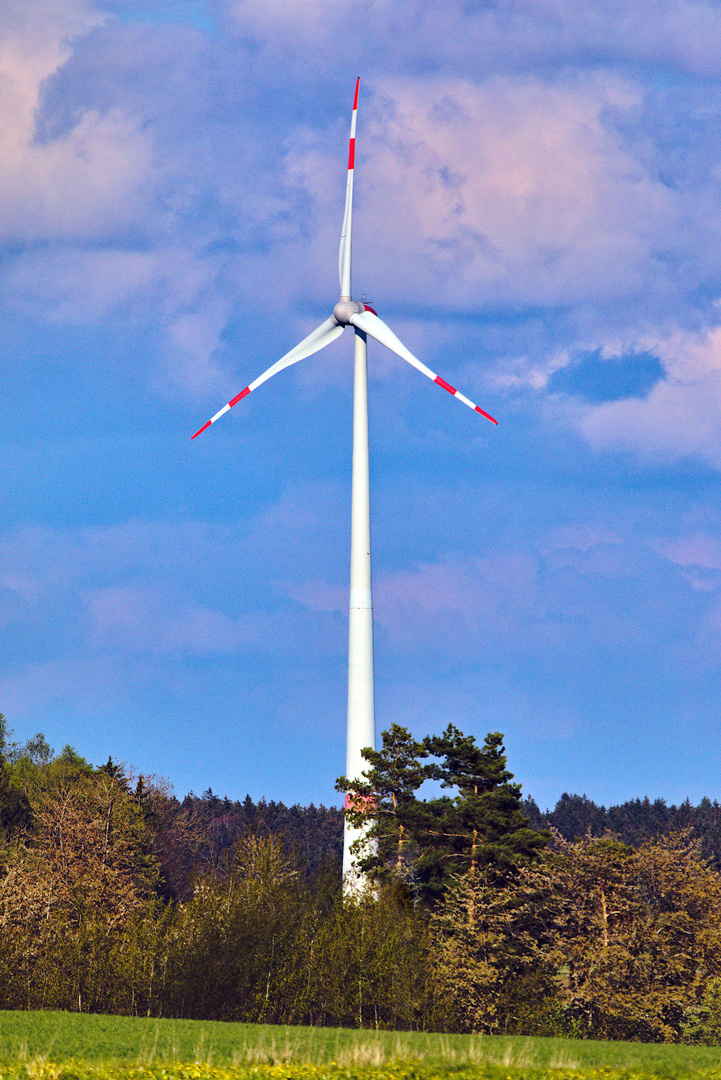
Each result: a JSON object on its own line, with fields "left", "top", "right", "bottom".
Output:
{"left": 655, "top": 531, "right": 721, "bottom": 592}
{"left": 81, "top": 582, "right": 345, "bottom": 659}
{"left": 658, "top": 533, "right": 721, "bottom": 571}
{"left": 3, "top": 248, "right": 210, "bottom": 322}
{"left": 544, "top": 523, "right": 622, "bottom": 554}
{"left": 82, "top": 585, "right": 247, "bottom": 655}
{"left": 0, "top": 1, "right": 236, "bottom": 396}
{"left": 0, "top": 480, "right": 345, "bottom": 603}
{"left": 287, "top": 73, "right": 674, "bottom": 315}
{"left": 287, "top": 521, "right": 709, "bottom": 664}
{"left": 0, "top": 3, "right": 156, "bottom": 245}
{"left": 692, "top": 592, "right": 721, "bottom": 659}
{"left": 289, "top": 551, "right": 539, "bottom": 656}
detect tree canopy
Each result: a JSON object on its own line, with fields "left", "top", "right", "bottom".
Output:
{"left": 337, "top": 724, "right": 548, "bottom": 899}
{"left": 3, "top": 717, "right": 721, "bottom": 1042}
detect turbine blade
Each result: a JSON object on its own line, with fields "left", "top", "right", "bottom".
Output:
{"left": 338, "top": 78, "right": 360, "bottom": 298}
{"left": 191, "top": 317, "right": 344, "bottom": 438}
{"left": 349, "top": 310, "right": 498, "bottom": 424}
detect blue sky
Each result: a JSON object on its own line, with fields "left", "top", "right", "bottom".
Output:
{"left": 3, "top": 0, "right": 721, "bottom": 812}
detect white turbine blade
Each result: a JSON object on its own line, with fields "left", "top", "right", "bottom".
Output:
{"left": 338, "top": 78, "right": 359, "bottom": 298}
{"left": 191, "top": 317, "right": 344, "bottom": 438}
{"left": 349, "top": 309, "right": 498, "bottom": 424}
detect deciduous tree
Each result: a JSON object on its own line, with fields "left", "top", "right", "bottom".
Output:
{"left": 519, "top": 831, "right": 721, "bottom": 1040}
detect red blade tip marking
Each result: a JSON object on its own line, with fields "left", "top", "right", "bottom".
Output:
{"left": 435, "top": 375, "right": 456, "bottom": 395}
{"left": 475, "top": 406, "right": 498, "bottom": 424}
{"left": 191, "top": 420, "right": 211, "bottom": 440}
{"left": 363, "top": 304, "right": 377, "bottom": 315}
{"left": 353, "top": 78, "right": 359, "bottom": 110}
{"left": 229, "top": 386, "right": 251, "bottom": 408}
{"left": 348, "top": 139, "right": 355, "bottom": 169}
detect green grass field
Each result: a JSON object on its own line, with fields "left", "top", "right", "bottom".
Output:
{"left": 1, "top": 1011, "right": 721, "bottom": 1080}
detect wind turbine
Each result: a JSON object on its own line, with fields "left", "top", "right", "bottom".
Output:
{"left": 191, "top": 79, "right": 497, "bottom": 885}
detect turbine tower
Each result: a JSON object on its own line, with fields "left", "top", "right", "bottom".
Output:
{"left": 191, "top": 79, "right": 497, "bottom": 886}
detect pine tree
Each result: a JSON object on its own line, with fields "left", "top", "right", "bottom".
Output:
{"left": 336, "top": 723, "right": 433, "bottom": 882}
{"left": 424, "top": 727, "right": 547, "bottom": 882}
{"left": 338, "top": 725, "right": 546, "bottom": 901}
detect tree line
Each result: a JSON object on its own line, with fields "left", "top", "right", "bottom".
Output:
{"left": 3, "top": 712, "right": 721, "bottom": 1042}
{"left": 523, "top": 792, "right": 721, "bottom": 871}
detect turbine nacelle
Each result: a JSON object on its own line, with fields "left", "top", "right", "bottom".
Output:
{"left": 332, "top": 299, "right": 376, "bottom": 327}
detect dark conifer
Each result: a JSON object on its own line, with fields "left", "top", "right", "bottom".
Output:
{"left": 339, "top": 724, "right": 547, "bottom": 901}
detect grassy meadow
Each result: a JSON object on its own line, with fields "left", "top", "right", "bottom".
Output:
{"left": 2, "top": 1013, "right": 721, "bottom": 1080}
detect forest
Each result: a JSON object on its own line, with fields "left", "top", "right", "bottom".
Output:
{"left": 3, "top": 713, "right": 721, "bottom": 1043}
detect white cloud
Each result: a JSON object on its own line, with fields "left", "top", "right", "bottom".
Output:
{"left": 579, "top": 325, "right": 721, "bottom": 468}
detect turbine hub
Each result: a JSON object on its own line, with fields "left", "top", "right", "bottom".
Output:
{"left": 332, "top": 299, "right": 366, "bottom": 326}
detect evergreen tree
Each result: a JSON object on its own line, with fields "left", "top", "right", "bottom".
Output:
{"left": 548, "top": 792, "right": 609, "bottom": 840}
{"left": 424, "top": 727, "right": 548, "bottom": 885}
{"left": 336, "top": 723, "right": 431, "bottom": 881}
{"left": 339, "top": 725, "right": 546, "bottom": 901}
